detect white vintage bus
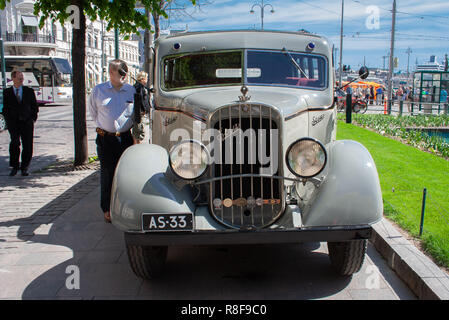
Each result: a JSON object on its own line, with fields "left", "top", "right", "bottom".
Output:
{"left": 0, "top": 56, "right": 72, "bottom": 105}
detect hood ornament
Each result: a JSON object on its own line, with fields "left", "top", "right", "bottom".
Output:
{"left": 239, "top": 85, "right": 251, "bottom": 102}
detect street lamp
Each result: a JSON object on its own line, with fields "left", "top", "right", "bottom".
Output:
{"left": 250, "top": 0, "right": 275, "bottom": 30}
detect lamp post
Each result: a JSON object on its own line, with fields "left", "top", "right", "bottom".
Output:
{"left": 0, "top": 22, "right": 6, "bottom": 90}
{"left": 250, "top": 0, "right": 275, "bottom": 30}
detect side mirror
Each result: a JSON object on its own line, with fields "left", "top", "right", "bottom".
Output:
{"left": 359, "top": 66, "right": 369, "bottom": 80}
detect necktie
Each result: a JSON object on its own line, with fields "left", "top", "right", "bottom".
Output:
{"left": 15, "top": 88, "right": 21, "bottom": 102}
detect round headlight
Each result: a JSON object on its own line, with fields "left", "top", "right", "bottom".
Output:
{"left": 286, "top": 138, "right": 327, "bottom": 178}
{"left": 169, "top": 140, "right": 210, "bottom": 180}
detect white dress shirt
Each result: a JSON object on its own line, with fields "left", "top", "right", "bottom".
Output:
{"left": 88, "top": 81, "right": 136, "bottom": 133}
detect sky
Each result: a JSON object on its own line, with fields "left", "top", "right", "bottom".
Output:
{"left": 160, "top": 0, "right": 449, "bottom": 73}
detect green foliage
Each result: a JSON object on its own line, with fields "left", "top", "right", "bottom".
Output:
{"left": 0, "top": 0, "right": 196, "bottom": 36}
{"left": 337, "top": 114, "right": 449, "bottom": 158}
{"left": 337, "top": 121, "right": 449, "bottom": 268}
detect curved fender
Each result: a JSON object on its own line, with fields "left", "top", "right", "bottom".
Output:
{"left": 302, "top": 140, "right": 383, "bottom": 227}
{"left": 110, "top": 144, "right": 195, "bottom": 232}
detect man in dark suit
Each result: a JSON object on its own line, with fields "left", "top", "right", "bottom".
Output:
{"left": 2, "top": 70, "right": 39, "bottom": 176}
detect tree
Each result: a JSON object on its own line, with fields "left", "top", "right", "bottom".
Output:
{"left": 0, "top": 0, "right": 195, "bottom": 165}
{"left": 152, "top": 0, "right": 211, "bottom": 39}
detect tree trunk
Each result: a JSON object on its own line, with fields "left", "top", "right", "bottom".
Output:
{"left": 72, "top": 0, "right": 88, "bottom": 166}
{"left": 152, "top": 12, "right": 160, "bottom": 40}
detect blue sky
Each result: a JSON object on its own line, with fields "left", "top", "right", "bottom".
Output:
{"left": 161, "top": 0, "right": 449, "bottom": 73}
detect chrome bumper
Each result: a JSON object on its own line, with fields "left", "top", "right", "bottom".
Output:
{"left": 124, "top": 225, "right": 372, "bottom": 246}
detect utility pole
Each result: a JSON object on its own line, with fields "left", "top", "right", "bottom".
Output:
{"left": 0, "top": 21, "right": 6, "bottom": 122}
{"left": 115, "top": 28, "right": 119, "bottom": 59}
{"left": 144, "top": 8, "right": 153, "bottom": 86}
{"left": 406, "top": 47, "right": 412, "bottom": 79}
{"left": 0, "top": 21, "right": 6, "bottom": 90}
{"left": 339, "top": 0, "right": 344, "bottom": 86}
{"left": 387, "top": 0, "right": 396, "bottom": 109}
{"left": 101, "top": 20, "right": 105, "bottom": 83}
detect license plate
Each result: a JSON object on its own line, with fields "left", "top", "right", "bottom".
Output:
{"left": 142, "top": 213, "right": 193, "bottom": 231}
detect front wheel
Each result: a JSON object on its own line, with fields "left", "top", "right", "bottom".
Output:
{"left": 352, "top": 102, "right": 365, "bottom": 113}
{"left": 126, "top": 242, "right": 168, "bottom": 280}
{"left": 358, "top": 102, "right": 368, "bottom": 114}
{"left": 327, "top": 239, "right": 367, "bottom": 276}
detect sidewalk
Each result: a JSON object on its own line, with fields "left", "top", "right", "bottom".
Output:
{"left": 0, "top": 169, "right": 416, "bottom": 299}
{"left": 0, "top": 119, "right": 446, "bottom": 299}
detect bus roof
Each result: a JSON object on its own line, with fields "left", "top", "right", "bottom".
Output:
{"left": 4, "top": 55, "right": 66, "bottom": 60}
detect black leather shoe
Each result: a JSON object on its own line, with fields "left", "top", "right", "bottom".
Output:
{"left": 21, "top": 169, "right": 29, "bottom": 176}
{"left": 9, "top": 168, "right": 18, "bottom": 176}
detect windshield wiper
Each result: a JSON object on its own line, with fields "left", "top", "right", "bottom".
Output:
{"left": 282, "top": 47, "right": 309, "bottom": 79}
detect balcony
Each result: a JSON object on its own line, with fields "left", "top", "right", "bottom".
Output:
{"left": 2, "top": 32, "right": 58, "bottom": 55}
{"left": 4, "top": 32, "right": 56, "bottom": 44}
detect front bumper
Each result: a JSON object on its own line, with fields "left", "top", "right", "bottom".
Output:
{"left": 124, "top": 225, "right": 372, "bottom": 246}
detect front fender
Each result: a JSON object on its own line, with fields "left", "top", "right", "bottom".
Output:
{"left": 110, "top": 144, "right": 195, "bottom": 232}
{"left": 301, "top": 140, "right": 383, "bottom": 227}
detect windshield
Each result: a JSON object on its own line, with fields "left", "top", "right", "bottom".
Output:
{"left": 163, "top": 51, "right": 242, "bottom": 89}
{"left": 162, "top": 49, "right": 327, "bottom": 90}
{"left": 247, "top": 50, "right": 327, "bottom": 89}
{"left": 52, "top": 58, "right": 72, "bottom": 87}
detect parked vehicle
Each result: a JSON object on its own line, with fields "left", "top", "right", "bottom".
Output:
{"left": 336, "top": 93, "right": 368, "bottom": 114}
{"left": 0, "top": 94, "right": 6, "bottom": 131}
{"left": 0, "top": 56, "right": 72, "bottom": 105}
{"left": 110, "top": 30, "right": 383, "bottom": 279}
{"left": 0, "top": 113, "right": 5, "bottom": 131}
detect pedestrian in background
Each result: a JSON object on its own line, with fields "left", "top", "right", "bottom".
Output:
{"left": 370, "top": 86, "right": 375, "bottom": 105}
{"left": 88, "top": 59, "right": 135, "bottom": 223}
{"left": 132, "top": 71, "right": 151, "bottom": 144}
{"left": 376, "top": 86, "right": 383, "bottom": 104}
{"left": 364, "top": 86, "right": 370, "bottom": 103}
{"left": 2, "top": 70, "right": 39, "bottom": 177}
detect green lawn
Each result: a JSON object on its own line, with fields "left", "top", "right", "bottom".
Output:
{"left": 337, "top": 121, "right": 449, "bottom": 268}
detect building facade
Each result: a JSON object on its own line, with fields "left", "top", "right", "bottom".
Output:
{"left": 0, "top": 0, "right": 140, "bottom": 92}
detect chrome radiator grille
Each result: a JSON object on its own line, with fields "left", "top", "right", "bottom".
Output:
{"left": 208, "top": 104, "right": 284, "bottom": 229}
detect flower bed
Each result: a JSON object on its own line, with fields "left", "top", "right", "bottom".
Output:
{"left": 337, "top": 114, "right": 449, "bottom": 159}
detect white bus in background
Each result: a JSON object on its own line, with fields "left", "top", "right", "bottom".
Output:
{"left": 0, "top": 56, "right": 72, "bottom": 105}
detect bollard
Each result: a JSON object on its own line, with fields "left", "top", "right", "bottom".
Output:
{"left": 388, "top": 99, "right": 392, "bottom": 115}
{"left": 419, "top": 188, "right": 427, "bottom": 237}
{"left": 399, "top": 100, "right": 403, "bottom": 116}
{"left": 346, "top": 93, "right": 352, "bottom": 124}
{"left": 411, "top": 102, "right": 414, "bottom": 115}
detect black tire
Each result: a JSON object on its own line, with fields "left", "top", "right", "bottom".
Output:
{"left": 126, "top": 243, "right": 168, "bottom": 280}
{"left": 359, "top": 102, "right": 368, "bottom": 114}
{"left": 327, "top": 239, "right": 367, "bottom": 276}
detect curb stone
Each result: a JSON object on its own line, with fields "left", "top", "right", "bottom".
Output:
{"left": 371, "top": 219, "right": 449, "bottom": 300}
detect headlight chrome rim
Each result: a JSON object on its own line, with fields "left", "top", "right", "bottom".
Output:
{"left": 169, "top": 139, "right": 210, "bottom": 180}
{"left": 286, "top": 137, "right": 327, "bottom": 179}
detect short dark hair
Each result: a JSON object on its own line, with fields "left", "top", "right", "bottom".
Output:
{"left": 11, "top": 70, "right": 23, "bottom": 79}
{"left": 109, "top": 59, "right": 128, "bottom": 75}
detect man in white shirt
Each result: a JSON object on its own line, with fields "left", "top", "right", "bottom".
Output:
{"left": 88, "top": 59, "right": 136, "bottom": 223}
